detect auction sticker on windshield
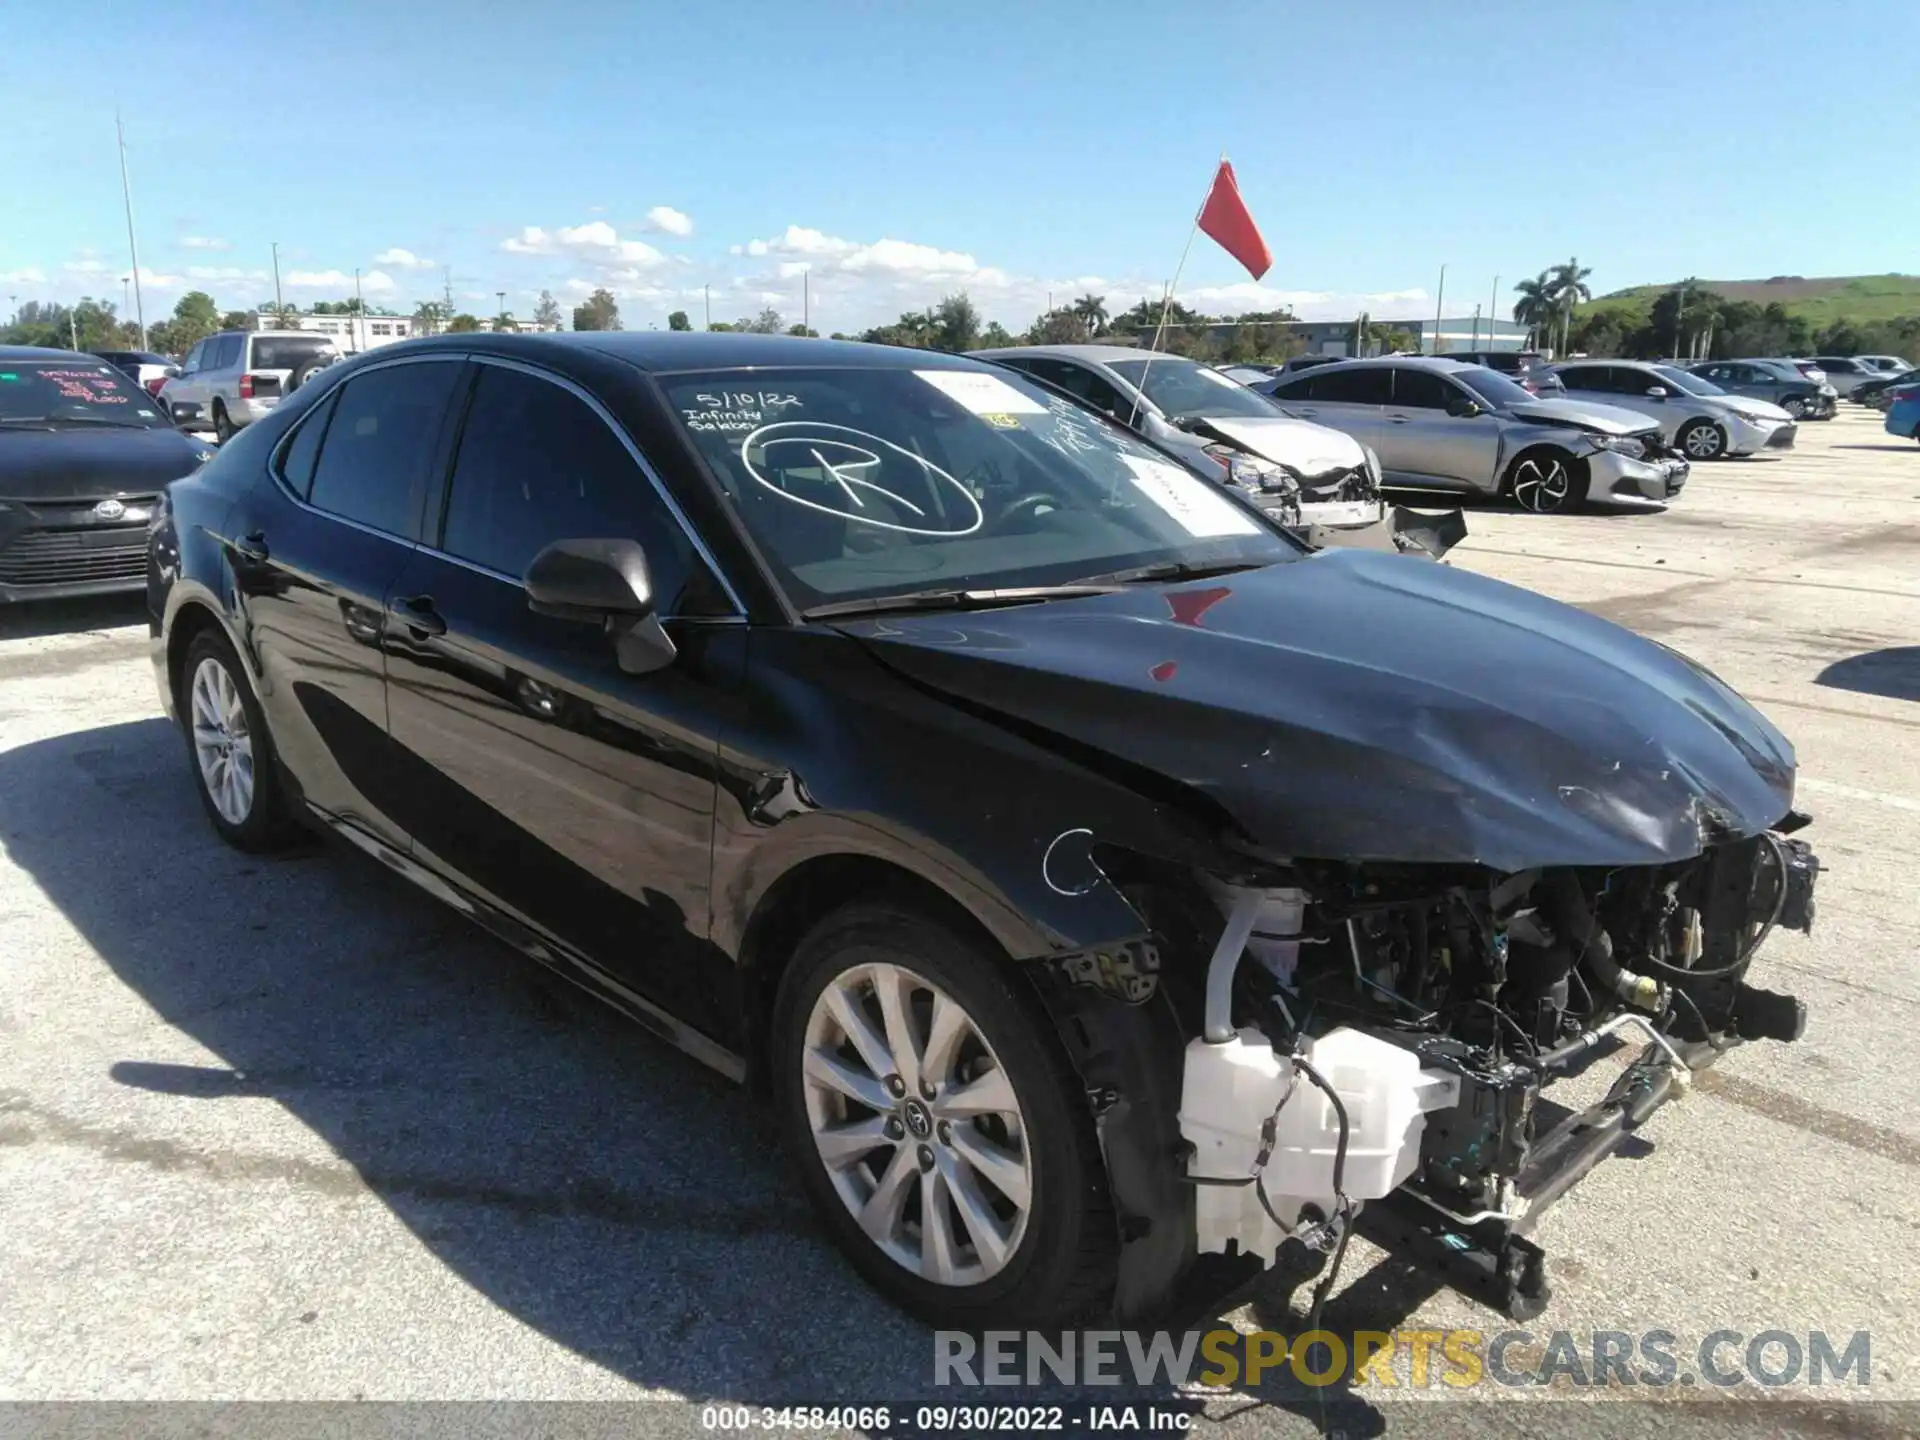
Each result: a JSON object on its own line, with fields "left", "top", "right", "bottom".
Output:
{"left": 1122, "top": 456, "right": 1262, "bottom": 537}
{"left": 916, "top": 370, "right": 1047, "bottom": 415}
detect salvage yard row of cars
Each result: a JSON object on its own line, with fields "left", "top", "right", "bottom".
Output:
{"left": 3, "top": 322, "right": 1909, "bottom": 1328}
{"left": 112, "top": 328, "right": 1831, "bottom": 1333}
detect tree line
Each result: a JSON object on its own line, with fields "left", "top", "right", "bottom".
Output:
{"left": 1511, "top": 258, "right": 1919, "bottom": 360}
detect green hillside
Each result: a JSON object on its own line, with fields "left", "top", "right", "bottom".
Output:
{"left": 1600, "top": 274, "right": 1920, "bottom": 325}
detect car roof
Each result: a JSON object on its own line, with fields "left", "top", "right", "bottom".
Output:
{"left": 968, "top": 343, "right": 1156, "bottom": 365}
{"left": 0, "top": 344, "right": 98, "bottom": 361}
{"left": 1283, "top": 355, "right": 1481, "bottom": 375}
{"left": 347, "top": 331, "right": 988, "bottom": 373}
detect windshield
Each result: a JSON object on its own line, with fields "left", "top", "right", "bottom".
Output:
{"left": 661, "top": 365, "right": 1298, "bottom": 610}
{"left": 0, "top": 360, "right": 171, "bottom": 429}
{"left": 1106, "top": 356, "right": 1283, "bottom": 420}
{"left": 1453, "top": 366, "right": 1536, "bottom": 408}
{"left": 1654, "top": 365, "right": 1723, "bottom": 396}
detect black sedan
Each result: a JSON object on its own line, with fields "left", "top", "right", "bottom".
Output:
{"left": 1, "top": 346, "right": 215, "bottom": 602}
{"left": 149, "top": 333, "right": 1817, "bottom": 1327}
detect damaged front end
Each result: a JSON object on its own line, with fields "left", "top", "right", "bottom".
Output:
{"left": 1035, "top": 818, "right": 1820, "bottom": 1324}
{"left": 1188, "top": 420, "right": 1466, "bottom": 560}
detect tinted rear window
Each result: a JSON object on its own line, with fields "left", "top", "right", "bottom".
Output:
{"left": 251, "top": 336, "right": 336, "bottom": 370}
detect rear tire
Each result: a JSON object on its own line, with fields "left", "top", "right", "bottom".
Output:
{"left": 179, "top": 629, "right": 301, "bottom": 853}
{"left": 212, "top": 401, "right": 235, "bottom": 444}
{"left": 1504, "top": 447, "right": 1589, "bottom": 514}
{"left": 771, "top": 902, "right": 1117, "bottom": 1327}
{"left": 1677, "top": 417, "right": 1727, "bottom": 460}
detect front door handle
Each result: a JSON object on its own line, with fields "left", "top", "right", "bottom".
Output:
{"left": 389, "top": 594, "right": 447, "bottom": 637}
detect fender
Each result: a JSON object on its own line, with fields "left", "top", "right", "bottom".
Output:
{"left": 709, "top": 627, "right": 1246, "bottom": 969}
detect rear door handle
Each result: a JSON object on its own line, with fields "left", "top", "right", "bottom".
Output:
{"left": 234, "top": 530, "right": 269, "bottom": 562}
{"left": 389, "top": 594, "right": 447, "bottom": 637}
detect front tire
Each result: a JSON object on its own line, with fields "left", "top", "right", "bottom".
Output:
{"left": 1504, "top": 447, "right": 1589, "bottom": 514}
{"left": 1677, "top": 417, "right": 1727, "bottom": 460}
{"left": 1781, "top": 396, "right": 1807, "bottom": 419}
{"left": 180, "top": 629, "right": 300, "bottom": 852}
{"left": 772, "top": 903, "right": 1116, "bottom": 1327}
{"left": 212, "top": 401, "right": 236, "bottom": 444}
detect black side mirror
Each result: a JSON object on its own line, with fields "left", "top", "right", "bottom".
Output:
{"left": 1446, "top": 395, "right": 1483, "bottom": 418}
{"left": 524, "top": 537, "right": 676, "bottom": 674}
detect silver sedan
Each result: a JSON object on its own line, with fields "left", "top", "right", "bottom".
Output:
{"left": 1254, "top": 357, "right": 1688, "bottom": 514}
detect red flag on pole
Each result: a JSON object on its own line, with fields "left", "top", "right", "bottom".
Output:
{"left": 1196, "top": 159, "right": 1272, "bottom": 281}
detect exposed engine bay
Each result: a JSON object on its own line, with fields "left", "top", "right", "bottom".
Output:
{"left": 1171, "top": 819, "right": 1819, "bottom": 1317}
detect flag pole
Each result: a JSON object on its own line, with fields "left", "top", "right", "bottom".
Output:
{"left": 1131, "top": 154, "right": 1223, "bottom": 427}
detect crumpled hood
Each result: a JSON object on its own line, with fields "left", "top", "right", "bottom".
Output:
{"left": 1506, "top": 398, "right": 1656, "bottom": 437}
{"left": 837, "top": 549, "right": 1795, "bottom": 871}
{"left": 0, "top": 425, "right": 210, "bottom": 500}
{"left": 1186, "top": 415, "right": 1369, "bottom": 477}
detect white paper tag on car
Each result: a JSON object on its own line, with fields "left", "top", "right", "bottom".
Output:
{"left": 916, "top": 370, "right": 1048, "bottom": 415}
{"left": 1121, "top": 457, "right": 1262, "bottom": 537}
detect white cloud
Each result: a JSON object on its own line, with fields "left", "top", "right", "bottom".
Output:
{"left": 501, "top": 221, "right": 666, "bottom": 266}
{"left": 186, "top": 265, "right": 269, "bottom": 284}
{"left": 731, "top": 225, "right": 860, "bottom": 260}
{"left": 178, "top": 236, "right": 231, "bottom": 250}
{"left": 1, "top": 266, "right": 47, "bottom": 285}
{"left": 63, "top": 257, "right": 113, "bottom": 277}
{"left": 286, "top": 268, "right": 397, "bottom": 294}
{"left": 373, "top": 247, "right": 436, "bottom": 269}
{"left": 642, "top": 205, "right": 693, "bottom": 237}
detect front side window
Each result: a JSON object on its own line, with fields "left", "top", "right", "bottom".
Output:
{"left": 1389, "top": 367, "right": 1455, "bottom": 410}
{"left": 0, "top": 359, "right": 172, "bottom": 430}
{"left": 438, "top": 365, "right": 700, "bottom": 609}
{"left": 305, "top": 361, "right": 460, "bottom": 536}
{"left": 1106, "top": 355, "right": 1280, "bottom": 420}
{"left": 660, "top": 365, "right": 1297, "bottom": 611}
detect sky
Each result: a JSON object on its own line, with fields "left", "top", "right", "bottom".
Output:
{"left": 2, "top": 0, "right": 1915, "bottom": 336}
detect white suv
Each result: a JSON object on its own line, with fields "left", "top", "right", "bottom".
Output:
{"left": 160, "top": 330, "right": 340, "bottom": 441}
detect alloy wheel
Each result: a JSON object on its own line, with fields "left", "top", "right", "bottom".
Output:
{"left": 1681, "top": 421, "right": 1725, "bottom": 460}
{"left": 189, "top": 656, "right": 255, "bottom": 825}
{"left": 801, "top": 962, "right": 1033, "bottom": 1287}
{"left": 1782, "top": 397, "right": 1807, "bottom": 419}
{"left": 1510, "top": 455, "right": 1572, "bottom": 513}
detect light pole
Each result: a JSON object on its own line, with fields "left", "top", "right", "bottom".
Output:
{"left": 116, "top": 111, "right": 148, "bottom": 349}
{"left": 122, "top": 275, "right": 131, "bottom": 324}
{"left": 496, "top": 290, "right": 506, "bottom": 330}
{"left": 271, "top": 242, "right": 283, "bottom": 318}
{"left": 1490, "top": 274, "right": 1500, "bottom": 349}
{"left": 703, "top": 284, "right": 710, "bottom": 330}
{"left": 1432, "top": 264, "right": 1447, "bottom": 355}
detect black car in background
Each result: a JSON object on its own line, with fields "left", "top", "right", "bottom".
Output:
{"left": 1440, "top": 349, "right": 1566, "bottom": 395}
{"left": 148, "top": 332, "right": 1816, "bottom": 1328}
{"left": 1, "top": 346, "right": 215, "bottom": 602}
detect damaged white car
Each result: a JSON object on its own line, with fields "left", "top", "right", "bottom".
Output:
{"left": 972, "top": 344, "right": 1462, "bottom": 556}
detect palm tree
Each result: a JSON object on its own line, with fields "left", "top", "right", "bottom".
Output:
{"left": 1511, "top": 271, "right": 1554, "bottom": 349}
{"left": 412, "top": 301, "right": 446, "bottom": 337}
{"left": 1548, "top": 256, "right": 1592, "bottom": 357}
{"left": 1070, "top": 293, "right": 1109, "bottom": 339}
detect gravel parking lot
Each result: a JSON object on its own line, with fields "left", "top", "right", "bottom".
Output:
{"left": 2, "top": 408, "right": 1916, "bottom": 1433}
